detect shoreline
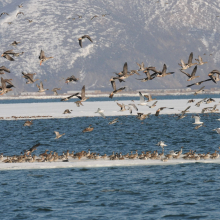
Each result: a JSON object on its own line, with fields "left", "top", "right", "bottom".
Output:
{"left": 0, "top": 91, "right": 220, "bottom": 100}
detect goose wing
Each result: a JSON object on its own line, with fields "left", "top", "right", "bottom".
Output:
{"left": 191, "top": 65, "right": 198, "bottom": 77}
{"left": 188, "top": 52, "right": 193, "bottom": 64}
{"left": 81, "top": 85, "right": 85, "bottom": 99}
{"left": 39, "top": 50, "right": 45, "bottom": 60}
{"left": 123, "top": 62, "right": 128, "bottom": 77}
{"left": 111, "top": 80, "right": 116, "bottom": 91}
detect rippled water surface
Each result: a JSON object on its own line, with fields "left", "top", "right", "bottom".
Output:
{"left": 1, "top": 97, "right": 220, "bottom": 219}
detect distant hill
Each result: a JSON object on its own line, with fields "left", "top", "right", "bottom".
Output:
{"left": 0, "top": 0, "right": 220, "bottom": 95}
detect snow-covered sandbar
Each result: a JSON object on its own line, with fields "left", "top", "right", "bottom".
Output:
{"left": 0, "top": 98, "right": 218, "bottom": 120}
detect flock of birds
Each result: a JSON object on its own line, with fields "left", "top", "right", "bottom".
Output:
{"left": 1, "top": 4, "right": 220, "bottom": 164}
{"left": 1, "top": 143, "right": 220, "bottom": 163}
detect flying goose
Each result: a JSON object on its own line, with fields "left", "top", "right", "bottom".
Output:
{"left": 117, "top": 102, "right": 126, "bottom": 111}
{"left": 95, "top": 108, "right": 105, "bottom": 118}
{"left": 194, "top": 123, "right": 205, "bottom": 129}
{"left": 39, "top": 50, "right": 53, "bottom": 65}
{"left": 52, "top": 88, "right": 61, "bottom": 95}
{"left": 213, "top": 128, "right": 220, "bottom": 134}
{"left": 187, "top": 52, "right": 197, "bottom": 68}
{"left": 195, "top": 98, "right": 207, "bottom": 107}
{"left": 11, "top": 41, "right": 20, "bottom": 46}
{"left": 63, "top": 109, "right": 72, "bottom": 114}
{"left": 109, "top": 79, "right": 126, "bottom": 98}
{"left": 61, "top": 93, "right": 79, "bottom": 101}
{"left": 22, "top": 72, "right": 39, "bottom": 84}
{"left": 155, "top": 107, "right": 174, "bottom": 116}
{"left": 0, "top": 12, "right": 9, "bottom": 17}
{"left": 91, "top": 15, "right": 98, "bottom": 20}
{"left": 75, "top": 85, "right": 89, "bottom": 106}
{"left": 36, "top": 81, "right": 48, "bottom": 92}
{"left": 144, "top": 94, "right": 156, "bottom": 102}
{"left": 179, "top": 59, "right": 189, "bottom": 70}
{"left": 192, "top": 115, "right": 203, "bottom": 124}
{"left": 148, "top": 101, "right": 157, "bottom": 108}
{"left": 194, "top": 86, "right": 205, "bottom": 95}
{"left": 157, "top": 64, "right": 174, "bottom": 77}
{"left": 195, "top": 56, "right": 207, "bottom": 65}
{"left": 137, "top": 69, "right": 157, "bottom": 82}
{"left": 78, "top": 35, "right": 93, "bottom": 48}
{"left": 54, "top": 131, "right": 65, "bottom": 139}
{"left": 180, "top": 66, "right": 199, "bottom": 81}
{"left": 187, "top": 79, "right": 212, "bottom": 87}
{"left": 136, "top": 62, "right": 145, "bottom": 71}
{"left": 0, "top": 77, "right": 13, "bottom": 95}
{"left": 136, "top": 113, "right": 151, "bottom": 120}
{"left": 2, "top": 54, "right": 14, "bottom": 61}
{"left": 65, "top": 75, "right": 79, "bottom": 83}
{"left": 16, "top": 12, "right": 24, "bottom": 17}
{"left": 0, "top": 66, "right": 10, "bottom": 73}
{"left": 187, "top": 99, "right": 195, "bottom": 103}
{"left": 208, "top": 70, "right": 220, "bottom": 84}
{"left": 18, "top": 4, "right": 23, "bottom": 8}
{"left": 108, "top": 118, "right": 118, "bottom": 125}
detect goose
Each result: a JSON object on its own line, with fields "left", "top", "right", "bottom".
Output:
{"left": 0, "top": 66, "right": 10, "bottom": 73}
{"left": 78, "top": 35, "right": 93, "bottom": 48}
{"left": 23, "top": 120, "right": 33, "bottom": 126}
{"left": 136, "top": 62, "right": 145, "bottom": 71}
{"left": 65, "top": 75, "right": 79, "bottom": 83}
{"left": 82, "top": 125, "right": 94, "bottom": 133}
{"left": 187, "top": 52, "right": 197, "bottom": 68}
{"left": 194, "top": 123, "right": 205, "bottom": 129}
{"left": 16, "top": 12, "right": 24, "bottom": 17}
{"left": 195, "top": 56, "right": 207, "bottom": 65}
{"left": 0, "top": 77, "right": 13, "bottom": 95}
{"left": 148, "top": 101, "right": 157, "bottom": 108}
{"left": 192, "top": 115, "right": 203, "bottom": 124}
{"left": 157, "top": 64, "right": 174, "bottom": 77}
{"left": 108, "top": 118, "right": 118, "bottom": 125}
{"left": 144, "top": 93, "right": 156, "bottom": 102}
{"left": 180, "top": 66, "right": 199, "bottom": 81}
{"left": 52, "top": 88, "right": 61, "bottom": 95}
{"left": 208, "top": 70, "right": 220, "bottom": 84}
{"left": 22, "top": 72, "right": 39, "bottom": 84}
{"left": 2, "top": 54, "right": 14, "bottom": 61}
{"left": 213, "top": 128, "right": 220, "bottom": 134}
{"left": 11, "top": 41, "right": 20, "bottom": 46}
{"left": 61, "top": 93, "right": 79, "bottom": 101}
{"left": 95, "top": 108, "right": 105, "bottom": 118}
{"left": 194, "top": 86, "right": 205, "bottom": 95}
{"left": 179, "top": 59, "right": 189, "bottom": 70}
{"left": 117, "top": 102, "right": 126, "bottom": 111}
{"left": 155, "top": 107, "right": 174, "bottom": 116}
{"left": 109, "top": 79, "right": 126, "bottom": 98}
{"left": 187, "top": 79, "right": 211, "bottom": 87}
{"left": 136, "top": 112, "right": 151, "bottom": 120}
{"left": 39, "top": 50, "right": 53, "bottom": 65}
{"left": 36, "top": 81, "right": 48, "bottom": 92}
{"left": 137, "top": 69, "right": 157, "bottom": 82}
{"left": 54, "top": 131, "right": 65, "bottom": 139}
{"left": 63, "top": 109, "right": 72, "bottom": 114}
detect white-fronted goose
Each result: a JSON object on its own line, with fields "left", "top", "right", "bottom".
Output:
{"left": 36, "top": 81, "right": 48, "bottom": 92}
{"left": 54, "top": 131, "right": 65, "bottom": 139}
{"left": 39, "top": 50, "right": 53, "bottom": 65}
{"left": 78, "top": 35, "right": 93, "bottom": 48}
{"left": 157, "top": 64, "right": 174, "bottom": 77}
{"left": 0, "top": 66, "right": 10, "bottom": 73}
{"left": 61, "top": 92, "right": 79, "bottom": 101}
{"left": 109, "top": 79, "right": 126, "bottom": 98}
{"left": 52, "top": 88, "right": 61, "bottom": 95}
{"left": 194, "top": 86, "right": 205, "bottom": 95}
{"left": 75, "top": 85, "right": 89, "bottom": 106}
{"left": 195, "top": 56, "right": 207, "bottom": 65}
{"left": 11, "top": 41, "right": 20, "bottom": 46}
{"left": 82, "top": 125, "right": 94, "bottom": 133}
{"left": 180, "top": 66, "right": 199, "bottom": 81}
{"left": 22, "top": 72, "right": 39, "bottom": 84}
{"left": 63, "top": 109, "right": 72, "bottom": 114}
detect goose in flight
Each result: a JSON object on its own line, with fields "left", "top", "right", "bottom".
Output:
{"left": 180, "top": 66, "right": 199, "bottom": 81}
{"left": 36, "top": 81, "right": 48, "bottom": 92}
{"left": 136, "top": 113, "right": 151, "bottom": 120}
{"left": 137, "top": 69, "right": 157, "bottom": 82}
{"left": 109, "top": 79, "right": 126, "bottom": 98}
{"left": 65, "top": 75, "right": 79, "bottom": 83}
{"left": 22, "top": 72, "right": 39, "bottom": 84}
{"left": 136, "top": 62, "right": 145, "bottom": 71}
{"left": 78, "top": 35, "right": 93, "bottom": 48}
{"left": 192, "top": 115, "right": 203, "bottom": 124}
{"left": 0, "top": 66, "right": 10, "bottom": 74}
{"left": 194, "top": 123, "right": 205, "bottom": 130}
{"left": 195, "top": 56, "right": 207, "bottom": 65}
{"left": 187, "top": 79, "right": 211, "bottom": 87}
{"left": 11, "top": 41, "right": 21, "bottom": 46}
{"left": 16, "top": 12, "right": 24, "bottom": 17}
{"left": 54, "top": 131, "right": 65, "bottom": 139}
{"left": 63, "top": 109, "right": 72, "bottom": 114}
{"left": 195, "top": 98, "right": 207, "bottom": 107}
{"left": 148, "top": 101, "right": 157, "bottom": 108}
{"left": 208, "top": 70, "right": 220, "bottom": 84}
{"left": 117, "top": 102, "right": 126, "bottom": 111}
{"left": 2, "top": 54, "right": 14, "bottom": 61}
{"left": 52, "top": 88, "right": 61, "bottom": 95}
{"left": 0, "top": 77, "right": 13, "bottom": 95}
{"left": 194, "top": 86, "right": 205, "bottom": 95}
{"left": 39, "top": 50, "right": 53, "bottom": 65}
{"left": 144, "top": 94, "right": 156, "bottom": 102}
{"left": 155, "top": 107, "right": 174, "bottom": 116}
{"left": 61, "top": 93, "right": 79, "bottom": 101}
{"left": 75, "top": 85, "right": 89, "bottom": 106}
{"left": 109, "top": 118, "right": 118, "bottom": 125}
{"left": 179, "top": 59, "right": 189, "bottom": 70}
{"left": 157, "top": 64, "right": 174, "bottom": 77}
{"left": 95, "top": 108, "right": 105, "bottom": 118}
{"left": 187, "top": 52, "right": 197, "bottom": 68}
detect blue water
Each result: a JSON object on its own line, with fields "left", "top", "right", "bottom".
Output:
{"left": 1, "top": 98, "right": 220, "bottom": 219}
{"left": 0, "top": 93, "right": 219, "bottom": 104}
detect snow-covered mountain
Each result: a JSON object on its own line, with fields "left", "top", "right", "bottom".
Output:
{"left": 0, "top": 0, "right": 220, "bottom": 94}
